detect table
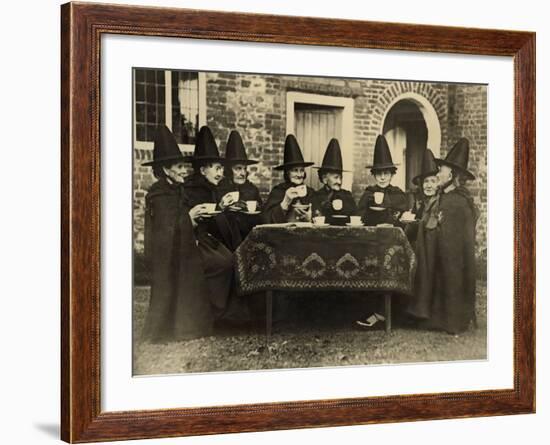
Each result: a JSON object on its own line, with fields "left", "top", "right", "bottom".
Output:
{"left": 235, "top": 224, "right": 416, "bottom": 336}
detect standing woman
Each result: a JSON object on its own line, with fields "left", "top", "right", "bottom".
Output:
{"left": 403, "top": 149, "right": 441, "bottom": 321}
{"left": 142, "top": 125, "right": 214, "bottom": 343}
{"left": 262, "top": 134, "right": 315, "bottom": 223}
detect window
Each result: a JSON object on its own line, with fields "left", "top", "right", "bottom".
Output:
{"left": 134, "top": 68, "right": 206, "bottom": 152}
{"left": 135, "top": 69, "right": 165, "bottom": 142}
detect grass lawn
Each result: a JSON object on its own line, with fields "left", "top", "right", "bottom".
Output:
{"left": 133, "top": 281, "right": 487, "bottom": 375}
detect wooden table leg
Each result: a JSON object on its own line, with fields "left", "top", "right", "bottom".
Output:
{"left": 384, "top": 293, "right": 392, "bottom": 333}
{"left": 266, "top": 290, "right": 273, "bottom": 339}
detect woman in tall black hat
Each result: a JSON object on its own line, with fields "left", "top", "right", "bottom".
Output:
{"left": 403, "top": 149, "right": 442, "bottom": 323}
{"left": 217, "top": 130, "right": 263, "bottom": 239}
{"left": 357, "top": 134, "right": 408, "bottom": 227}
{"left": 401, "top": 148, "right": 440, "bottom": 244}
{"left": 356, "top": 135, "right": 409, "bottom": 329}
{"left": 311, "top": 138, "right": 357, "bottom": 223}
{"left": 181, "top": 126, "right": 244, "bottom": 321}
{"left": 182, "top": 126, "right": 242, "bottom": 251}
{"left": 418, "top": 137, "right": 479, "bottom": 334}
{"left": 141, "top": 125, "right": 214, "bottom": 343}
{"left": 262, "top": 134, "right": 315, "bottom": 223}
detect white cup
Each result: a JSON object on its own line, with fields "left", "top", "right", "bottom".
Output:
{"left": 227, "top": 191, "right": 240, "bottom": 202}
{"left": 350, "top": 216, "right": 362, "bottom": 226}
{"left": 374, "top": 192, "right": 384, "bottom": 205}
{"left": 246, "top": 200, "right": 257, "bottom": 212}
{"left": 332, "top": 199, "right": 343, "bottom": 211}
{"left": 313, "top": 216, "right": 326, "bottom": 225}
{"left": 295, "top": 184, "right": 307, "bottom": 197}
{"left": 203, "top": 203, "right": 216, "bottom": 213}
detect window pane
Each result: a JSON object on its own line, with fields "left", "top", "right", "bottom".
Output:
{"left": 146, "top": 69, "right": 156, "bottom": 83}
{"left": 146, "top": 103, "right": 157, "bottom": 123}
{"left": 135, "top": 83, "right": 145, "bottom": 102}
{"left": 135, "top": 69, "right": 145, "bottom": 82}
{"left": 136, "top": 103, "right": 145, "bottom": 123}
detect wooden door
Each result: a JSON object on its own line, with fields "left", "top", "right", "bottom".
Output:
{"left": 295, "top": 106, "right": 342, "bottom": 190}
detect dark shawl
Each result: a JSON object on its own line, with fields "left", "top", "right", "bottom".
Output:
{"left": 417, "top": 186, "right": 478, "bottom": 333}
{"left": 217, "top": 177, "right": 263, "bottom": 240}
{"left": 311, "top": 187, "right": 357, "bottom": 219}
{"left": 261, "top": 181, "right": 315, "bottom": 224}
{"left": 405, "top": 194, "right": 440, "bottom": 320}
{"left": 217, "top": 177, "right": 263, "bottom": 205}
{"left": 183, "top": 174, "right": 242, "bottom": 251}
{"left": 142, "top": 178, "right": 213, "bottom": 343}
{"left": 357, "top": 184, "right": 408, "bottom": 226}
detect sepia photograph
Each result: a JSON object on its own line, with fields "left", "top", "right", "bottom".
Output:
{"left": 132, "top": 67, "right": 487, "bottom": 376}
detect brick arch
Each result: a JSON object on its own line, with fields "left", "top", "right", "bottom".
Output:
{"left": 371, "top": 83, "right": 446, "bottom": 156}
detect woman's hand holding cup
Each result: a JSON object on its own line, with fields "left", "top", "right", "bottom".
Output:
{"left": 281, "top": 186, "right": 300, "bottom": 210}
{"left": 219, "top": 192, "right": 237, "bottom": 210}
{"left": 189, "top": 204, "right": 207, "bottom": 226}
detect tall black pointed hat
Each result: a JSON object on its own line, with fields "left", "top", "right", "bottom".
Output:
{"left": 367, "top": 135, "right": 397, "bottom": 171}
{"left": 142, "top": 125, "right": 187, "bottom": 166}
{"left": 314, "top": 138, "right": 349, "bottom": 172}
{"left": 412, "top": 149, "right": 439, "bottom": 185}
{"left": 190, "top": 126, "right": 224, "bottom": 162}
{"left": 274, "top": 134, "right": 314, "bottom": 170}
{"left": 224, "top": 130, "right": 258, "bottom": 165}
{"left": 436, "top": 137, "right": 475, "bottom": 180}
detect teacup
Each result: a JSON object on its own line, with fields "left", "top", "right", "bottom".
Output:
{"left": 313, "top": 216, "right": 326, "bottom": 225}
{"left": 349, "top": 216, "right": 362, "bottom": 226}
{"left": 227, "top": 191, "right": 240, "bottom": 203}
{"left": 400, "top": 210, "right": 416, "bottom": 222}
{"left": 203, "top": 203, "right": 216, "bottom": 213}
{"left": 295, "top": 184, "right": 307, "bottom": 197}
{"left": 246, "top": 200, "right": 257, "bottom": 213}
{"left": 332, "top": 199, "right": 343, "bottom": 211}
{"left": 374, "top": 192, "right": 384, "bottom": 205}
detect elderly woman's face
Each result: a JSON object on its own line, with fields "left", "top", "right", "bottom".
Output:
{"left": 322, "top": 171, "right": 342, "bottom": 191}
{"left": 162, "top": 161, "right": 187, "bottom": 184}
{"left": 231, "top": 164, "right": 247, "bottom": 185}
{"left": 287, "top": 166, "right": 306, "bottom": 185}
{"left": 422, "top": 175, "right": 439, "bottom": 197}
{"left": 200, "top": 162, "right": 224, "bottom": 185}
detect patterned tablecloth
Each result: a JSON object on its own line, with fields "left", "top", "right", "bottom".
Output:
{"left": 235, "top": 224, "right": 416, "bottom": 295}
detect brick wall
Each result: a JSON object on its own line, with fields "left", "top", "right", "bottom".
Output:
{"left": 447, "top": 84, "right": 488, "bottom": 256}
{"left": 133, "top": 74, "right": 486, "bottom": 258}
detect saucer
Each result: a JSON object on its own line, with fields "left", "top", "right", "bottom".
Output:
{"left": 202, "top": 210, "right": 221, "bottom": 217}
{"left": 313, "top": 223, "right": 329, "bottom": 227}
{"left": 346, "top": 223, "right": 363, "bottom": 227}
{"left": 243, "top": 210, "right": 261, "bottom": 215}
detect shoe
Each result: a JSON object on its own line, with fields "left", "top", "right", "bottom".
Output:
{"left": 355, "top": 313, "right": 386, "bottom": 328}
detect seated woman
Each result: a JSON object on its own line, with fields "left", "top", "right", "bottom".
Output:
{"left": 141, "top": 125, "right": 218, "bottom": 343}
{"left": 262, "top": 134, "right": 315, "bottom": 223}
{"left": 312, "top": 138, "right": 357, "bottom": 223}
{"left": 357, "top": 135, "right": 408, "bottom": 227}
{"left": 183, "top": 126, "right": 249, "bottom": 322}
{"left": 217, "top": 130, "right": 263, "bottom": 239}
{"left": 183, "top": 127, "right": 243, "bottom": 252}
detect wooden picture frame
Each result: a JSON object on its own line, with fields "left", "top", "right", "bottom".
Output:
{"left": 61, "top": 2, "right": 535, "bottom": 442}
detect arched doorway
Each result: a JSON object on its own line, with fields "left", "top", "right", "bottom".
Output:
{"left": 380, "top": 92, "right": 441, "bottom": 191}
